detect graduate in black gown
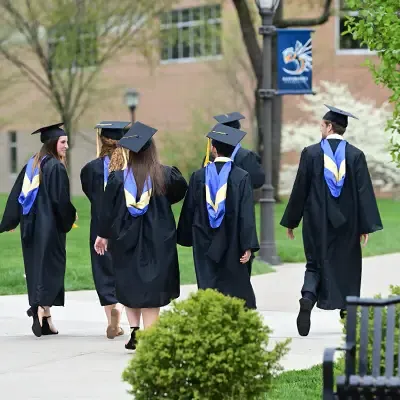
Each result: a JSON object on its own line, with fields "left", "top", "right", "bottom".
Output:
{"left": 0, "top": 123, "right": 76, "bottom": 337}
{"left": 178, "top": 123, "right": 260, "bottom": 309}
{"left": 280, "top": 105, "right": 383, "bottom": 337}
{"left": 94, "top": 121, "right": 188, "bottom": 350}
{"left": 80, "top": 121, "right": 130, "bottom": 339}
{"left": 201, "top": 112, "right": 265, "bottom": 189}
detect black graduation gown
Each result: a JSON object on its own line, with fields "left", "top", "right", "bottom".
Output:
{"left": 97, "top": 166, "right": 188, "bottom": 308}
{"left": 80, "top": 158, "right": 118, "bottom": 306}
{"left": 177, "top": 162, "right": 260, "bottom": 309}
{"left": 280, "top": 139, "right": 383, "bottom": 310}
{"left": 202, "top": 147, "right": 265, "bottom": 189}
{"left": 0, "top": 157, "right": 76, "bottom": 308}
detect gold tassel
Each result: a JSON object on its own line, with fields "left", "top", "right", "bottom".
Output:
{"left": 96, "top": 128, "right": 101, "bottom": 158}
{"left": 203, "top": 138, "right": 211, "bottom": 167}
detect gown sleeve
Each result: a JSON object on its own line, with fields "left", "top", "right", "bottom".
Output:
{"left": 80, "top": 162, "right": 93, "bottom": 202}
{"left": 48, "top": 162, "right": 77, "bottom": 233}
{"left": 97, "top": 171, "right": 120, "bottom": 239}
{"left": 165, "top": 166, "right": 188, "bottom": 204}
{"left": 239, "top": 173, "right": 260, "bottom": 254}
{"left": 355, "top": 151, "right": 383, "bottom": 234}
{"left": 280, "top": 147, "right": 311, "bottom": 229}
{"left": 0, "top": 166, "right": 26, "bottom": 233}
{"left": 177, "top": 172, "right": 196, "bottom": 247}
{"left": 240, "top": 151, "right": 265, "bottom": 189}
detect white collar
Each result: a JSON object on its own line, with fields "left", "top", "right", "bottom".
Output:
{"left": 326, "top": 133, "right": 344, "bottom": 140}
{"left": 214, "top": 157, "right": 232, "bottom": 163}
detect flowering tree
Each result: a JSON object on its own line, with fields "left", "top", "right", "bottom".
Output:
{"left": 280, "top": 81, "right": 399, "bottom": 195}
{"left": 343, "top": 0, "right": 400, "bottom": 165}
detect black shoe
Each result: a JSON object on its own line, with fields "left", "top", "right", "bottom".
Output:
{"left": 125, "top": 327, "right": 139, "bottom": 350}
{"left": 340, "top": 309, "right": 347, "bottom": 320}
{"left": 27, "top": 307, "right": 42, "bottom": 337}
{"left": 41, "top": 317, "right": 58, "bottom": 335}
{"left": 297, "top": 297, "right": 313, "bottom": 337}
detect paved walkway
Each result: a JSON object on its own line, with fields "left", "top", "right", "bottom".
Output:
{"left": 0, "top": 253, "right": 399, "bottom": 399}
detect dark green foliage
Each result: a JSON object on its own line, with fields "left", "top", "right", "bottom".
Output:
{"left": 122, "top": 289, "right": 291, "bottom": 400}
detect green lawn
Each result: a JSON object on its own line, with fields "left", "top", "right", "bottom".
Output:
{"left": 0, "top": 195, "right": 399, "bottom": 296}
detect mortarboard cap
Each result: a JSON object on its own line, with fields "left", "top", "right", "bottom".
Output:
{"left": 95, "top": 121, "right": 131, "bottom": 141}
{"left": 323, "top": 104, "right": 359, "bottom": 128}
{"left": 118, "top": 121, "right": 158, "bottom": 153}
{"left": 207, "top": 123, "right": 246, "bottom": 147}
{"left": 31, "top": 123, "right": 65, "bottom": 143}
{"left": 214, "top": 112, "right": 245, "bottom": 129}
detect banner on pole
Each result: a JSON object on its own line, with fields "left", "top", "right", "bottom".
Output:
{"left": 276, "top": 28, "right": 314, "bottom": 95}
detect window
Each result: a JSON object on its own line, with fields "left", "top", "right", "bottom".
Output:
{"left": 48, "top": 23, "right": 98, "bottom": 70}
{"left": 8, "top": 131, "right": 17, "bottom": 175}
{"left": 336, "top": 0, "right": 370, "bottom": 54}
{"left": 160, "top": 4, "right": 222, "bottom": 63}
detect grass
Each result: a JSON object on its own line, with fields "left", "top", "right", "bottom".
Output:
{"left": 0, "top": 195, "right": 399, "bottom": 296}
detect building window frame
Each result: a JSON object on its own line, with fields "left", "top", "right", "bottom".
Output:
{"left": 335, "top": 0, "right": 376, "bottom": 55}
{"left": 160, "top": 4, "right": 223, "bottom": 65}
{"left": 8, "top": 130, "right": 17, "bottom": 177}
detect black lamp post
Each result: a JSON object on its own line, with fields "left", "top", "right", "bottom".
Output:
{"left": 124, "top": 89, "right": 140, "bottom": 123}
{"left": 255, "top": 0, "right": 281, "bottom": 265}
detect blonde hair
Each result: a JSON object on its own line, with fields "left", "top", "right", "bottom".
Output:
{"left": 109, "top": 146, "right": 128, "bottom": 172}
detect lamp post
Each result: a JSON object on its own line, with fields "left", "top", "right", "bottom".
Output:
{"left": 256, "top": 0, "right": 281, "bottom": 265}
{"left": 124, "top": 89, "right": 140, "bottom": 123}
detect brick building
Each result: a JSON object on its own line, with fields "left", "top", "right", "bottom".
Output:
{"left": 0, "top": 0, "right": 391, "bottom": 195}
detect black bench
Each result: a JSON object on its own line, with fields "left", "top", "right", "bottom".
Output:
{"left": 323, "top": 295, "right": 400, "bottom": 399}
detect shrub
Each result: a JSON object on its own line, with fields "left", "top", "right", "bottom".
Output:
{"left": 122, "top": 289, "right": 291, "bottom": 400}
{"left": 339, "top": 285, "right": 400, "bottom": 375}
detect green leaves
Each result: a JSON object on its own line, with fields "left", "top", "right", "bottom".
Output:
{"left": 122, "top": 289, "right": 291, "bottom": 400}
{"left": 343, "top": 0, "right": 400, "bottom": 165}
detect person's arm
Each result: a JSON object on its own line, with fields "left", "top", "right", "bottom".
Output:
{"left": 240, "top": 151, "right": 265, "bottom": 189}
{"left": 239, "top": 173, "right": 260, "bottom": 261}
{"left": 165, "top": 166, "right": 188, "bottom": 204}
{"left": 355, "top": 151, "right": 383, "bottom": 235}
{"left": 177, "top": 172, "right": 196, "bottom": 247}
{"left": 0, "top": 166, "right": 26, "bottom": 233}
{"left": 280, "top": 147, "right": 311, "bottom": 231}
{"left": 80, "top": 162, "right": 94, "bottom": 202}
{"left": 48, "top": 162, "right": 76, "bottom": 233}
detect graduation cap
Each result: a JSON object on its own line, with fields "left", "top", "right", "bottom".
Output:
{"left": 95, "top": 121, "right": 131, "bottom": 141}
{"left": 207, "top": 123, "right": 246, "bottom": 147}
{"left": 213, "top": 112, "right": 245, "bottom": 129}
{"left": 31, "top": 123, "right": 65, "bottom": 143}
{"left": 323, "top": 104, "right": 359, "bottom": 128}
{"left": 118, "top": 121, "right": 158, "bottom": 153}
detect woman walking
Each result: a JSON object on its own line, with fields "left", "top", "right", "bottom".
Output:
{"left": 80, "top": 121, "right": 129, "bottom": 339}
{"left": 0, "top": 123, "right": 76, "bottom": 337}
{"left": 94, "top": 121, "right": 188, "bottom": 350}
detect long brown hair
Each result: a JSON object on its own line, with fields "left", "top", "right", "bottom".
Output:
{"left": 99, "top": 136, "right": 119, "bottom": 158}
{"left": 32, "top": 138, "right": 66, "bottom": 177}
{"left": 127, "top": 140, "right": 165, "bottom": 197}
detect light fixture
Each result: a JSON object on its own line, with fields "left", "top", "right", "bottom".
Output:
{"left": 124, "top": 88, "right": 140, "bottom": 111}
{"left": 255, "top": 0, "right": 281, "bottom": 12}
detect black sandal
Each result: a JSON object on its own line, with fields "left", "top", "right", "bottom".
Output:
{"left": 125, "top": 327, "right": 139, "bottom": 350}
{"left": 27, "top": 307, "right": 42, "bottom": 338}
{"left": 41, "top": 316, "right": 58, "bottom": 335}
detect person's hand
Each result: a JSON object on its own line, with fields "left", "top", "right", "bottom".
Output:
{"left": 75, "top": 212, "right": 79, "bottom": 221}
{"left": 94, "top": 236, "right": 108, "bottom": 255}
{"left": 360, "top": 233, "right": 369, "bottom": 247}
{"left": 240, "top": 250, "right": 251, "bottom": 264}
{"left": 287, "top": 228, "right": 295, "bottom": 240}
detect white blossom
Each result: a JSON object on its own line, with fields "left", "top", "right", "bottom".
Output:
{"left": 280, "top": 81, "right": 398, "bottom": 195}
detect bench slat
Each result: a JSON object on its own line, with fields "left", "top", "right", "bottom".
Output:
{"left": 359, "top": 305, "right": 369, "bottom": 376}
{"left": 386, "top": 305, "right": 396, "bottom": 377}
{"left": 345, "top": 304, "right": 358, "bottom": 377}
{"left": 372, "top": 306, "right": 383, "bottom": 377}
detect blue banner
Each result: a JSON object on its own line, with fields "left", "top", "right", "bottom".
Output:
{"left": 276, "top": 28, "right": 314, "bottom": 95}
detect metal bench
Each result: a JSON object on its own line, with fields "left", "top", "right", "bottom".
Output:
{"left": 323, "top": 295, "right": 400, "bottom": 399}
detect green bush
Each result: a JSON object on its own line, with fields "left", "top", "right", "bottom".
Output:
{"left": 122, "top": 289, "right": 291, "bottom": 400}
{"left": 339, "top": 285, "right": 400, "bottom": 375}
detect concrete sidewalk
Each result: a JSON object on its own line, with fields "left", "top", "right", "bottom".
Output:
{"left": 0, "top": 253, "right": 399, "bottom": 399}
